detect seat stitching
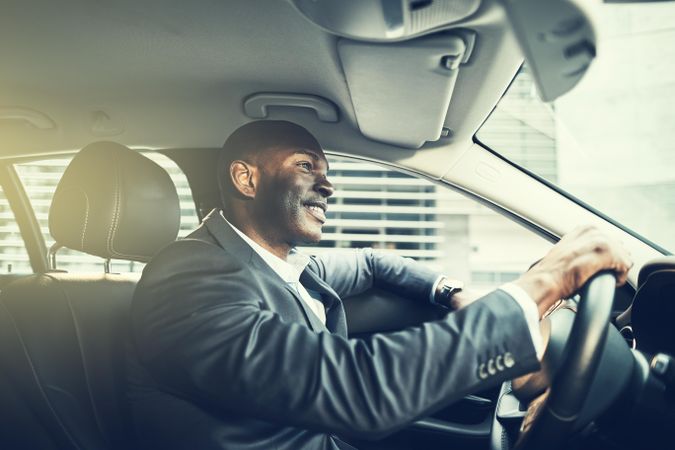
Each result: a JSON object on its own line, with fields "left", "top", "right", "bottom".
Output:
{"left": 0, "top": 289, "right": 83, "bottom": 450}
{"left": 105, "top": 158, "right": 121, "bottom": 257}
{"left": 80, "top": 190, "right": 90, "bottom": 251}
{"left": 64, "top": 287, "right": 113, "bottom": 447}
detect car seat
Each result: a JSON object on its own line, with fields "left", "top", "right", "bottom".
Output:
{"left": 0, "top": 141, "right": 180, "bottom": 449}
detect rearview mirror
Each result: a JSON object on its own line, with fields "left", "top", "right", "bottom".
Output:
{"left": 499, "top": 0, "right": 597, "bottom": 102}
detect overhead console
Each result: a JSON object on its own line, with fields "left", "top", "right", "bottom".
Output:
{"left": 291, "top": 0, "right": 481, "bottom": 41}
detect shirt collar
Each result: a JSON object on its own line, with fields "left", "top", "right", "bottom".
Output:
{"left": 221, "top": 212, "right": 309, "bottom": 283}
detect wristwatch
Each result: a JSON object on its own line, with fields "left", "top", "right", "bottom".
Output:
{"left": 434, "top": 278, "right": 464, "bottom": 309}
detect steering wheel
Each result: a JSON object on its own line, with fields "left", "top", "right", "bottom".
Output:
{"left": 490, "top": 271, "right": 617, "bottom": 450}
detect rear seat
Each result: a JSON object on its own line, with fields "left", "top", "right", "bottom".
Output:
{"left": 0, "top": 142, "right": 180, "bottom": 449}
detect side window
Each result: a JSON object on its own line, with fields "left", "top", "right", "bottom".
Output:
{"left": 304, "top": 156, "right": 552, "bottom": 294}
{"left": 0, "top": 186, "right": 32, "bottom": 274}
{"left": 14, "top": 152, "right": 197, "bottom": 273}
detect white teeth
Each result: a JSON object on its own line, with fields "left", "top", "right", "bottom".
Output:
{"left": 306, "top": 204, "right": 326, "bottom": 220}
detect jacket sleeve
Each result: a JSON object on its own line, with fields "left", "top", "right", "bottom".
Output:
{"left": 132, "top": 240, "right": 540, "bottom": 440}
{"left": 310, "top": 248, "right": 440, "bottom": 301}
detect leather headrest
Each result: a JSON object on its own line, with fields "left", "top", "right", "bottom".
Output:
{"left": 49, "top": 142, "right": 180, "bottom": 262}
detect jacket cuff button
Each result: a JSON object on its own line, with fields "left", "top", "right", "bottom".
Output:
{"left": 478, "top": 363, "right": 488, "bottom": 379}
{"left": 495, "top": 354, "right": 505, "bottom": 371}
{"left": 504, "top": 352, "right": 515, "bottom": 368}
{"left": 487, "top": 358, "right": 497, "bottom": 376}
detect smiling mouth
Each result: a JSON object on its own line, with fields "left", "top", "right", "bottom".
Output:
{"left": 303, "top": 201, "right": 327, "bottom": 224}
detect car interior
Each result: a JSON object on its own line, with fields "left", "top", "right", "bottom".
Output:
{"left": 1, "top": 1, "right": 674, "bottom": 449}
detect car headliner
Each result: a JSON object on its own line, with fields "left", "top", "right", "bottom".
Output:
{"left": 1, "top": 0, "right": 522, "bottom": 179}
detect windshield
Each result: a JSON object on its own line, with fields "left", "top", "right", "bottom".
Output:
{"left": 478, "top": 1, "right": 675, "bottom": 253}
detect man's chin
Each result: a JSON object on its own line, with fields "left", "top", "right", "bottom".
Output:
{"left": 296, "top": 228, "right": 322, "bottom": 245}
{"left": 302, "top": 233, "right": 322, "bottom": 245}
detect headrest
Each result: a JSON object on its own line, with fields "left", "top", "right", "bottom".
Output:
{"left": 49, "top": 142, "right": 180, "bottom": 262}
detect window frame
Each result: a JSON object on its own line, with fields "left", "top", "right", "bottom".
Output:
{"left": 0, "top": 161, "right": 48, "bottom": 273}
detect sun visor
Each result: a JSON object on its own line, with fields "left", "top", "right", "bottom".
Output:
{"left": 338, "top": 34, "right": 466, "bottom": 148}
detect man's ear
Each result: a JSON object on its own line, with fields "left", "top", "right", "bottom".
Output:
{"left": 229, "top": 160, "right": 258, "bottom": 199}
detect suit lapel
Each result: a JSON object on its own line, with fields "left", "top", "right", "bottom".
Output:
{"left": 202, "top": 209, "right": 257, "bottom": 265}
{"left": 282, "top": 283, "right": 327, "bottom": 333}
{"left": 301, "top": 269, "right": 348, "bottom": 338}
{"left": 202, "top": 209, "right": 284, "bottom": 276}
{"left": 202, "top": 209, "right": 327, "bottom": 333}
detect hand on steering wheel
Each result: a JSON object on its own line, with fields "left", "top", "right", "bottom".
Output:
{"left": 491, "top": 224, "right": 634, "bottom": 450}
{"left": 490, "top": 272, "right": 618, "bottom": 450}
{"left": 515, "top": 272, "right": 616, "bottom": 450}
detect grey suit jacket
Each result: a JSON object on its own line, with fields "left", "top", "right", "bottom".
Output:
{"left": 128, "top": 209, "right": 539, "bottom": 450}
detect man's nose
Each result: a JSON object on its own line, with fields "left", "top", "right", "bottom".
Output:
{"left": 315, "top": 175, "right": 334, "bottom": 199}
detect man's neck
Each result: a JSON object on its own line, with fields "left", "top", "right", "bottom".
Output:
{"left": 222, "top": 210, "right": 291, "bottom": 261}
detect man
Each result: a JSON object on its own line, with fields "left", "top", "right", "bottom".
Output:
{"left": 128, "top": 120, "right": 631, "bottom": 449}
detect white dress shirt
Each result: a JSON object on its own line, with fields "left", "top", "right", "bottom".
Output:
{"left": 500, "top": 282, "right": 544, "bottom": 358}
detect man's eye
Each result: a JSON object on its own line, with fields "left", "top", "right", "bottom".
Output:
{"left": 298, "top": 161, "right": 313, "bottom": 171}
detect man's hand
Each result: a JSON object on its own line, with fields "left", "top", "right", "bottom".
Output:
{"left": 514, "top": 225, "right": 633, "bottom": 318}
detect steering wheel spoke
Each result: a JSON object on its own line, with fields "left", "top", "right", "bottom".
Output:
{"left": 496, "top": 390, "right": 527, "bottom": 424}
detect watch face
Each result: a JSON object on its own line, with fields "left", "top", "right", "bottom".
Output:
{"left": 444, "top": 279, "right": 464, "bottom": 292}
{"left": 442, "top": 286, "right": 457, "bottom": 297}
{"left": 435, "top": 279, "right": 465, "bottom": 308}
